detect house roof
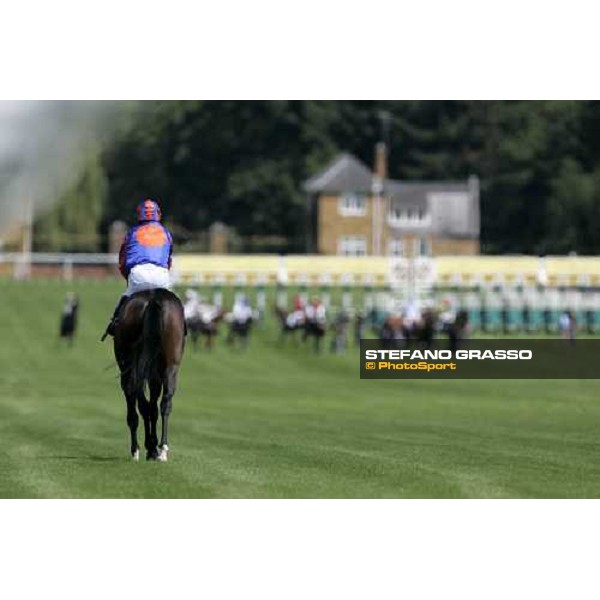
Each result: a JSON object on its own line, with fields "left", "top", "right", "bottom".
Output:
{"left": 304, "top": 153, "right": 480, "bottom": 238}
{"left": 303, "top": 153, "right": 374, "bottom": 194}
{"left": 304, "top": 152, "right": 471, "bottom": 196}
{"left": 387, "top": 181, "right": 479, "bottom": 238}
{"left": 386, "top": 180, "right": 470, "bottom": 199}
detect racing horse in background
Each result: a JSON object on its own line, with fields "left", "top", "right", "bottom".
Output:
{"left": 59, "top": 292, "right": 79, "bottom": 346}
{"left": 303, "top": 311, "right": 327, "bottom": 353}
{"left": 185, "top": 300, "right": 224, "bottom": 351}
{"left": 274, "top": 305, "right": 305, "bottom": 345}
{"left": 379, "top": 307, "right": 438, "bottom": 349}
{"left": 225, "top": 305, "right": 258, "bottom": 350}
{"left": 113, "top": 288, "right": 185, "bottom": 461}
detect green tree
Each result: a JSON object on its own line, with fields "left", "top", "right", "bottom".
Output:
{"left": 35, "top": 145, "right": 108, "bottom": 251}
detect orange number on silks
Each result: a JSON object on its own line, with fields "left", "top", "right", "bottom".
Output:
{"left": 135, "top": 224, "right": 167, "bottom": 247}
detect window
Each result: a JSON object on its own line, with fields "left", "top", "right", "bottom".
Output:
{"left": 388, "top": 202, "right": 430, "bottom": 226}
{"left": 339, "top": 193, "right": 366, "bottom": 217}
{"left": 338, "top": 235, "right": 367, "bottom": 256}
{"left": 388, "top": 238, "right": 404, "bottom": 257}
{"left": 389, "top": 204, "right": 403, "bottom": 222}
{"left": 415, "top": 237, "right": 430, "bottom": 257}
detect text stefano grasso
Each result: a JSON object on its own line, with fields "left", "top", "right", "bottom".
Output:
{"left": 364, "top": 349, "right": 533, "bottom": 361}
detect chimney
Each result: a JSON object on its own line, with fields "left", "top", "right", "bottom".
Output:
{"left": 371, "top": 142, "right": 388, "bottom": 256}
{"left": 374, "top": 141, "right": 388, "bottom": 180}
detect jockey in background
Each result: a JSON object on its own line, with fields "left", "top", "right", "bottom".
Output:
{"left": 402, "top": 298, "right": 421, "bottom": 328}
{"left": 305, "top": 296, "right": 326, "bottom": 325}
{"left": 438, "top": 296, "right": 456, "bottom": 333}
{"left": 197, "top": 296, "right": 220, "bottom": 324}
{"left": 232, "top": 295, "right": 253, "bottom": 324}
{"left": 183, "top": 289, "right": 201, "bottom": 321}
{"left": 286, "top": 293, "right": 306, "bottom": 328}
{"left": 60, "top": 292, "right": 80, "bottom": 343}
{"left": 101, "top": 199, "right": 173, "bottom": 340}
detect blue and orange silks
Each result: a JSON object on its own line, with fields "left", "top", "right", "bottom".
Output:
{"left": 118, "top": 203, "right": 173, "bottom": 278}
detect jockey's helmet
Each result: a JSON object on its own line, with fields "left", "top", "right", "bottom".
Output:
{"left": 136, "top": 199, "right": 162, "bottom": 222}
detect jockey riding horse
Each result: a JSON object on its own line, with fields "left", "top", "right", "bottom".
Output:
{"left": 102, "top": 199, "right": 185, "bottom": 461}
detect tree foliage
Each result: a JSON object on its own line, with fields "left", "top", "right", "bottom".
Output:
{"left": 34, "top": 101, "right": 600, "bottom": 254}
{"left": 35, "top": 144, "right": 107, "bottom": 252}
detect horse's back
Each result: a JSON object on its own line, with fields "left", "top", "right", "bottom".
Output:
{"left": 116, "top": 288, "right": 185, "bottom": 350}
{"left": 129, "top": 287, "right": 182, "bottom": 307}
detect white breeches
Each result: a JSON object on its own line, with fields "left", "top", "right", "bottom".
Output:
{"left": 124, "top": 264, "right": 171, "bottom": 297}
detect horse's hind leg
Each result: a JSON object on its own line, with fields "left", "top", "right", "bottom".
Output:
{"left": 158, "top": 366, "right": 178, "bottom": 462}
{"left": 121, "top": 374, "right": 140, "bottom": 460}
{"left": 136, "top": 392, "right": 156, "bottom": 460}
{"left": 146, "top": 380, "right": 161, "bottom": 460}
{"left": 126, "top": 396, "right": 140, "bottom": 460}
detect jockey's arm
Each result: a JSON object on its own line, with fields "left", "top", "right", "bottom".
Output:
{"left": 167, "top": 230, "right": 174, "bottom": 270}
{"left": 118, "top": 242, "right": 127, "bottom": 279}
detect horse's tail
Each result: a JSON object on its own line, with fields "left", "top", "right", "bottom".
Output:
{"left": 131, "top": 297, "right": 162, "bottom": 394}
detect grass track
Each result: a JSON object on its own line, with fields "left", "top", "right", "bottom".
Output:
{"left": 0, "top": 278, "right": 598, "bottom": 498}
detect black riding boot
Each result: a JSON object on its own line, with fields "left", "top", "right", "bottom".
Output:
{"left": 101, "top": 296, "right": 128, "bottom": 341}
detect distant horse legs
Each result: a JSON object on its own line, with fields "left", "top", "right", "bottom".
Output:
{"left": 241, "top": 329, "right": 249, "bottom": 350}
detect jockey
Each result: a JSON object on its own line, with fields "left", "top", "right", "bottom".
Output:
{"left": 286, "top": 293, "right": 306, "bottom": 328}
{"left": 232, "top": 295, "right": 253, "bottom": 324}
{"left": 62, "top": 292, "right": 78, "bottom": 317}
{"left": 402, "top": 298, "right": 421, "bottom": 328}
{"left": 101, "top": 199, "right": 173, "bottom": 340}
{"left": 183, "top": 289, "right": 200, "bottom": 321}
{"left": 305, "top": 296, "right": 326, "bottom": 324}
{"left": 292, "top": 294, "right": 304, "bottom": 312}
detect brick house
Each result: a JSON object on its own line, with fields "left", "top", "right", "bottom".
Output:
{"left": 303, "top": 145, "right": 480, "bottom": 257}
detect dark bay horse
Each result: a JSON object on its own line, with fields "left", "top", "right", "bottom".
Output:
{"left": 113, "top": 288, "right": 185, "bottom": 461}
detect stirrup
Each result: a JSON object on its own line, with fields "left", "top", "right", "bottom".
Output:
{"left": 100, "top": 321, "right": 116, "bottom": 342}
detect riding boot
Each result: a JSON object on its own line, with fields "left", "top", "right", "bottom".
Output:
{"left": 101, "top": 296, "right": 128, "bottom": 341}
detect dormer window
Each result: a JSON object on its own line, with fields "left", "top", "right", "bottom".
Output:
{"left": 339, "top": 193, "right": 366, "bottom": 217}
{"left": 388, "top": 202, "right": 430, "bottom": 227}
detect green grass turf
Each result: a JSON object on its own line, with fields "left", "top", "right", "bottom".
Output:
{"left": 0, "top": 278, "right": 598, "bottom": 498}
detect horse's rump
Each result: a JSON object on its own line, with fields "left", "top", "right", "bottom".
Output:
{"left": 115, "top": 289, "right": 185, "bottom": 395}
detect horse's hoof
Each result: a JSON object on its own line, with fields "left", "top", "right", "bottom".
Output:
{"left": 157, "top": 445, "right": 169, "bottom": 462}
{"left": 132, "top": 449, "right": 140, "bottom": 462}
{"left": 146, "top": 451, "right": 158, "bottom": 461}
